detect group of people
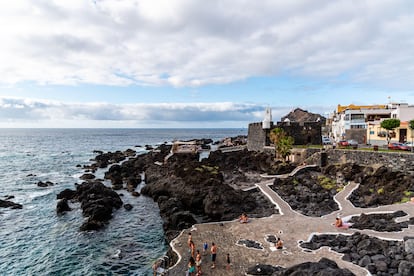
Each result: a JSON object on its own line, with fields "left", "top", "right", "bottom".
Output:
{"left": 185, "top": 232, "right": 230, "bottom": 275}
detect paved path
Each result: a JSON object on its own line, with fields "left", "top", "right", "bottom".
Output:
{"left": 166, "top": 169, "right": 414, "bottom": 276}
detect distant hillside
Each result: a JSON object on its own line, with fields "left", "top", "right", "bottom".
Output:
{"left": 281, "top": 108, "right": 326, "bottom": 124}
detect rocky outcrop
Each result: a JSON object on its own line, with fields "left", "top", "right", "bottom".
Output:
{"left": 56, "top": 198, "right": 71, "bottom": 214}
{"left": 281, "top": 107, "right": 326, "bottom": 124}
{"left": 37, "top": 181, "right": 55, "bottom": 187}
{"left": 270, "top": 169, "right": 340, "bottom": 216}
{"left": 83, "top": 149, "right": 136, "bottom": 172}
{"left": 349, "top": 211, "right": 412, "bottom": 232}
{"left": 246, "top": 258, "right": 354, "bottom": 276}
{"left": 348, "top": 165, "right": 414, "bottom": 207}
{"left": 301, "top": 232, "right": 414, "bottom": 275}
{"left": 0, "top": 199, "right": 22, "bottom": 209}
{"left": 56, "top": 181, "right": 123, "bottom": 231}
{"left": 120, "top": 148, "right": 280, "bottom": 240}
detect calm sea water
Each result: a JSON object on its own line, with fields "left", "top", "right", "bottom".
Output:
{"left": 0, "top": 128, "right": 246, "bottom": 275}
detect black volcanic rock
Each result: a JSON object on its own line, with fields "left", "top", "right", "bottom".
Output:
{"left": 37, "top": 181, "right": 54, "bottom": 187}
{"left": 123, "top": 203, "right": 133, "bottom": 210}
{"left": 348, "top": 165, "right": 414, "bottom": 207}
{"left": 56, "top": 198, "right": 71, "bottom": 214}
{"left": 281, "top": 107, "right": 326, "bottom": 124}
{"left": 301, "top": 232, "right": 414, "bottom": 275}
{"left": 270, "top": 169, "right": 339, "bottom": 216}
{"left": 56, "top": 180, "right": 123, "bottom": 231}
{"left": 0, "top": 199, "right": 22, "bottom": 209}
{"left": 56, "top": 189, "right": 77, "bottom": 200}
{"left": 135, "top": 147, "right": 278, "bottom": 240}
{"left": 349, "top": 211, "right": 410, "bottom": 232}
{"left": 80, "top": 173, "right": 95, "bottom": 180}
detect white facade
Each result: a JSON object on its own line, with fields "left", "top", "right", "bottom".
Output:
{"left": 331, "top": 108, "right": 391, "bottom": 141}
{"left": 389, "top": 103, "right": 414, "bottom": 121}
{"left": 331, "top": 103, "right": 414, "bottom": 142}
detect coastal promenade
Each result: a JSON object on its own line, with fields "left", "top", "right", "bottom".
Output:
{"left": 166, "top": 169, "right": 414, "bottom": 275}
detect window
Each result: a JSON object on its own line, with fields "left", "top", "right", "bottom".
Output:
{"left": 351, "top": 114, "right": 364, "bottom": 120}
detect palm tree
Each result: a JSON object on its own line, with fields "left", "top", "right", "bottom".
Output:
{"left": 269, "top": 128, "right": 294, "bottom": 163}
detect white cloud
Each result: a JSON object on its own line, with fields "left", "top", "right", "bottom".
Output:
{"left": 0, "top": 96, "right": 329, "bottom": 128}
{"left": 0, "top": 0, "right": 412, "bottom": 89}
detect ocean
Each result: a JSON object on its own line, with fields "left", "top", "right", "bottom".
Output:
{"left": 0, "top": 128, "right": 246, "bottom": 275}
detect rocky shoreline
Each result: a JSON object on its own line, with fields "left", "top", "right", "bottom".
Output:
{"left": 53, "top": 139, "right": 414, "bottom": 275}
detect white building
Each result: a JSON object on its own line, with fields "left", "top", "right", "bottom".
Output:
{"left": 330, "top": 103, "right": 414, "bottom": 143}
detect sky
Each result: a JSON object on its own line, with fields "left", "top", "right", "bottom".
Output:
{"left": 0, "top": 0, "right": 413, "bottom": 128}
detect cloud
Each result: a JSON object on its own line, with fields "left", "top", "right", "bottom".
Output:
{"left": 0, "top": 96, "right": 328, "bottom": 128}
{"left": 0, "top": 0, "right": 413, "bottom": 89}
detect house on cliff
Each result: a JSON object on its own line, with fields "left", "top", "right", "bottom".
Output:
{"left": 247, "top": 108, "right": 324, "bottom": 151}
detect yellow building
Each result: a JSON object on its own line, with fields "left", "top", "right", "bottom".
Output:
{"left": 366, "top": 121, "right": 414, "bottom": 145}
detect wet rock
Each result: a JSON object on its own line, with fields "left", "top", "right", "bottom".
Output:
{"left": 0, "top": 199, "right": 22, "bottom": 209}
{"left": 123, "top": 203, "right": 133, "bottom": 211}
{"left": 37, "top": 181, "right": 54, "bottom": 187}
{"left": 56, "top": 188, "right": 76, "bottom": 200}
{"left": 131, "top": 191, "right": 140, "bottom": 197}
{"left": 56, "top": 198, "right": 71, "bottom": 214}
{"left": 80, "top": 173, "right": 95, "bottom": 180}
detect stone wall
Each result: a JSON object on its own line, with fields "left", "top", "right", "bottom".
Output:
{"left": 277, "top": 121, "right": 322, "bottom": 145}
{"left": 247, "top": 122, "right": 273, "bottom": 151}
{"left": 304, "top": 148, "right": 414, "bottom": 174}
{"left": 247, "top": 121, "right": 322, "bottom": 152}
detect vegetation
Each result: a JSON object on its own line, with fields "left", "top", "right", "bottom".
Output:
{"left": 380, "top": 119, "right": 401, "bottom": 144}
{"left": 269, "top": 128, "right": 294, "bottom": 163}
{"left": 317, "top": 175, "right": 337, "bottom": 190}
{"left": 195, "top": 165, "right": 219, "bottom": 174}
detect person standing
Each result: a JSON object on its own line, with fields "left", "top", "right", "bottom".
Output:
{"left": 210, "top": 242, "right": 217, "bottom": 269}
{"left": 202, "top": 241, "right": 208, "bottom": 255}
{"left": 226, "top": 253, "right": 231, "bottom": 270}
{"left": 189, "top": 240, "right": 196, "bottom": 258}
{"left": 187, "top": 257, "right": 196, "bottom": 276}
{"left": 195, "top": 250, "right": 202, "bottom": 275}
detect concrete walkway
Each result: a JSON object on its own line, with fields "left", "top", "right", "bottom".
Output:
{"left": 166, "top": 169, "right": 414, "bottom": 276}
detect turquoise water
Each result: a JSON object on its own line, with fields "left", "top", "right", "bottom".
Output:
{"left": 0, "top": 128, "right": 246, "bottom": 275}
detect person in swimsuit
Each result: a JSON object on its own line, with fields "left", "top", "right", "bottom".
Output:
{"left": 335, "top": 217, "right": 343, "bottom": 228}
{"left": 195, "top": 250, "right": 202, "bottom": 275}
{"left": 210, "top": 242, "right": 217, "bottom": 269}
{"left": 275, "top": 237, "right": 283, "bottom": 249}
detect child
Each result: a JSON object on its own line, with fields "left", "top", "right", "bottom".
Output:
{"left": 202, "top": 241, "right": 208, "bottom": 256}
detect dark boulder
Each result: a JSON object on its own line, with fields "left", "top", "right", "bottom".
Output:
{"left": 37, "top": 181, "right": 54, "bottom": 187}
{"left": 80, "top": 173, "right": 95, "bottom": 180}
{"left": 80, "top": 219, "right": 105, "bottom": 231}
{"left": 56, "top": 188, "right": 76, "bottom": 200}
{"left": 124, "top": 203, "right": 133, "bottom": 211}
{"left": 0, "top": 199, "right": 22, "bottom": 209}
{"left": 274, "top": 258, "right": 355, "bottom": 276}
{"left": 56, "top": 198, "right": 71, "bottom": 214}
{"left": 56, "top": 181, "right": 123, "bottom": 231}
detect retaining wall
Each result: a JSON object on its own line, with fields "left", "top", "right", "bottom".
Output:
{"left": 305, "top": 148, "right": 414, "bottom": 174}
